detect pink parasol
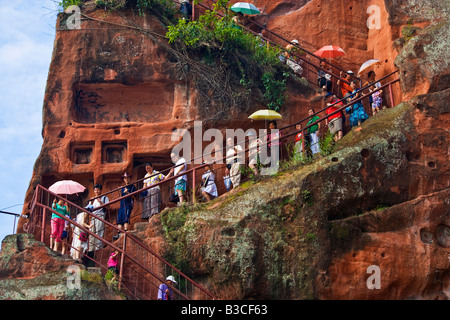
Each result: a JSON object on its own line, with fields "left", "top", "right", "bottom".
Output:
{"left": 49, "top": 180, "right": 86, "bottom": 195}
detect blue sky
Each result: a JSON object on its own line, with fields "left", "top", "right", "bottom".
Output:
{"left": 0, "top": 1, "right": 58, "bottom": 243}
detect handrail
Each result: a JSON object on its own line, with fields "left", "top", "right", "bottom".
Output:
{"left": 28, "top": 184, "right": 215, "bottom": 300}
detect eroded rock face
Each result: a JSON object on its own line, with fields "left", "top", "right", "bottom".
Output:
{"left": 0, "top": 234, "right": 124, "bottom": 300}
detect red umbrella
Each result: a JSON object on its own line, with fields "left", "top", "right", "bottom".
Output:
{"left": 314, "top": 45, "right": 346, "bottom": 59}
{"left": 49, "top": 180, "right": 86, "bottom": 195}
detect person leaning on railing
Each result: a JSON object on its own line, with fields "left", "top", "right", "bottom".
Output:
{"left": 285, "top": 40, "right": 303, "bottom": 75}
{"left": 318, "top": 60, "right": 332, "bottom": 92}
{"left": 115, "top": 172, "right": 137, "bottom": 239}
{"left": 176, "top": 0, "right": 192, "bottom": 20}
{"left": 166, "top": 153, "right": 188, "bottom": 205}
{"left": 294, "top": 123, "right": 304, "bottom": 156}
{"left": 363, "top": 71, "right": 383, "bottom": 115}
{"left": 246, "top": 131, "right": 262, "bottom": 176}
{"left": 225, "top": 137, "right": 243, "bottom": 189}
{"left": 263, "top": 120, "right": 282, "bottom": 162}
{"left": 200, "top": 163, "right": 218, "bottom": 202}
{"left": 70, "top": 209, "right": 92, "bottom": 263}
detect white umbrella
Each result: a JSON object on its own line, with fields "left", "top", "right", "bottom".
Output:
{"left": 357, "top": 59, "right": 382, "bottom": 76}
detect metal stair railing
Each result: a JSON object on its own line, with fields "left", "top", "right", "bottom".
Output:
{"left": 27, "top": 184, "right": 216, "bottom": 300}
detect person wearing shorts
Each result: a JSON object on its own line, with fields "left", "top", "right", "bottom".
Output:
{"left": 168, "top": 153, "right": 188, "bottom": 205}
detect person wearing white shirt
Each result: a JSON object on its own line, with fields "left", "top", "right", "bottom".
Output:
{"left": 225, "top": 137, "right": 243, "bottom": 188}
{"left": 168, "top": 153, "right": 188, "bottom": 204}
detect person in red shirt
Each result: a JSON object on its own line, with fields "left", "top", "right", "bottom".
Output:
{"left": 294, "top": 123, "right": 304, "bottom": 156}
{"left": 325, "top": 93, "right": 344, "bottom": 142}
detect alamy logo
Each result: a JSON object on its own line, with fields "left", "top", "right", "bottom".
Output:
{"left": 171, "top": 121, "right": 279, "bottom": 175}
{"left": 65, "top": 5, "right": 81, "bottom": 30}
{"left": 367, "top": 5, "right": 382, "bottom": 30}
{"left": 67, "top": 265, "right": 81, "bottom": 290}
{"left": 366, "top": 265, "right": 381, "bottom": 289}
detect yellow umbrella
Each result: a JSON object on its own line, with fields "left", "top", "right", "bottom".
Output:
{"left": 248, "top": 109, "right": 282, "bottom": 120}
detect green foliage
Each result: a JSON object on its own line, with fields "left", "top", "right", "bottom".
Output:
{"left": 81, "top": 269, "right": 103, "bottom": 284}
{"left": 319, "top": 130, "right": 334, "bottom": 156}
{"left": 161, "top": 206, "right": 189, "bottom": 236}
{"left": 95, "top": 0, "right": 127, "bottom": 11}
{"left": 58, "top": 0, "right": 81, "bottom": 11}
{"left": 262, "top": 72, "right": 289, "bottom": 111}
{"left": 301, "top": 189, "right": 313, "bottom": 206}
{"left": 104, "top": 269, "right": 120, "bottom": 292}
{"left": 401, "top": 18, "right": 416, "bottom": 42}
{"left": 160, "top": 204, "right": 205, "bottom": 274}
{"left": 305, "top": 232, "right": 316, "bottom": 242}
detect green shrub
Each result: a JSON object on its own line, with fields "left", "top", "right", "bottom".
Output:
{"left": 58, "top": 0, "right": 81, "bottom": 11}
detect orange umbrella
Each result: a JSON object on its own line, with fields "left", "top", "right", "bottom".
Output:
{"left": 314, "top": 45, "right": 346, "bottom": 59}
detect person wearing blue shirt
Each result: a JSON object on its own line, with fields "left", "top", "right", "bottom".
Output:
{"left": 158, "top": 275, "right": 177, "bottom": 300}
